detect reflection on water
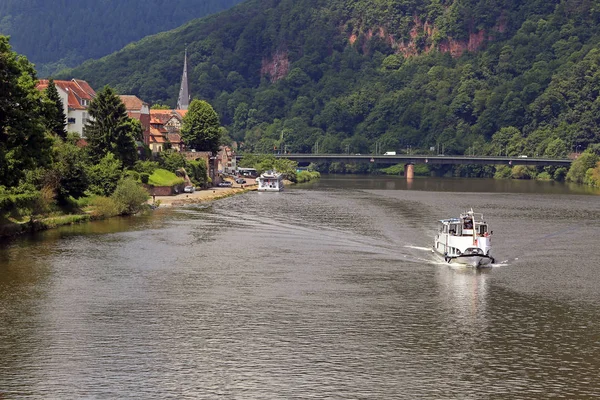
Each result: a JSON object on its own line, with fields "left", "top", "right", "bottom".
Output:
{"left": 1, "top": 176, "right": 599, "bottom": 398}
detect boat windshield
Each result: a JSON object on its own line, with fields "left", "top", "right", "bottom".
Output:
{"left": 463, "top": 217, "right": 473, "bottom": 229}
{"left": 478, "top": 224, "right": 488, "bottom": 235}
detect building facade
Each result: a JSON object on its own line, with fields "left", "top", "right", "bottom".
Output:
{"left": 36, "top": 79, "right": 96, "bottom": 137}
{"left": 119, "top": 95, "right": 150, "bottom": 145}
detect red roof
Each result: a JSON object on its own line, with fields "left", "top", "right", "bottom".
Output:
{"left": 149, "top": 110, "right": 177, "bottom": 124}
{"left": 73, "top": 79, "right": 95, "bottom": 98}
{"left": 149, "top": 134, "right": 168, "bottom": 144}
{"left": 120, "top": 95, "right": 147, "bottom": 111}
{"left": 168, "top": 133, "right": 182, "bottom": 144}
{"left": 36, "top": 79, "right": 95, "bottom": 110}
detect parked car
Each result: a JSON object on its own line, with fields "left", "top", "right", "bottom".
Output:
{"left": 235, "top": 178, "right": 246, "bottom": 184}
{"left": 218, "top": 181, "right": 233, "bottom": 187}
{"left": 183, "top": 186, "right": 195, "bottom": 193}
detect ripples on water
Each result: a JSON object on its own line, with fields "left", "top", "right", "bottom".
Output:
{"left": 0, "top": 176, "right": 599, "bottom": 398}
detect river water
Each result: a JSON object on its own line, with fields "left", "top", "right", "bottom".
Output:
{"left": 1, "top": 176, "right": 599, "bottom": 398}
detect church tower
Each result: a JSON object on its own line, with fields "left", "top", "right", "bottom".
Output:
{"left": 177, "top": 48, "right": 190, "bottom": 110}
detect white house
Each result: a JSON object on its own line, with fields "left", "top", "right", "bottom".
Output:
{"left": 37, "top": 79, "right": 96, "bottom": 137}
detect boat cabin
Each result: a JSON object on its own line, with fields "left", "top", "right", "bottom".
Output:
{"left": 438, "top": 213, "right": 489, "bottom": 237}
{"left": 257, "top": 170, "right": 284, "bottom": 192}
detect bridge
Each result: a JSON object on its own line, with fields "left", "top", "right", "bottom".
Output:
{"left": 239, "top": 153, "right": 572, "bottom": 167}
{"left": 236, "top": 154, "right": 572, "bottom": 179}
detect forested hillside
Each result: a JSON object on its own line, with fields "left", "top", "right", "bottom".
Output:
{"left": 61, "top": 0, "right": 600, "bottom": 169}
{"left": 0, "top": 0, "right": 244, "bottom": 75}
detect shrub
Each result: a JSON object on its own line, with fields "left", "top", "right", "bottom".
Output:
{"left": 186, "top": 160, "right": 208, "bottom": 186}
{"left": 535, "top": 171, "right": 552, "bottom": 181}
{"left": 159, "top": 151, "right": 186, "bottom": 173}
{"left": 381, "top": 164, "right": 405, "bottom": 175}
{"left": 111, "top": 178, "right": 150, "bottom": 215}
{"left": 133, "top": 160, "right": 159, "bottom": 175}
{"left": 553, "top": 167, "right": 568, "bottom": 181}
{"left": 511, "top": 165, "right": 533, "bottom": 179}
{"left": 584, "top": 161, "right": 600, "bottom": 187}
{"left": 125, "top": 170, "right": 140, "bottom": 181}
{"left": 296, "top": 170, "right": 321, "bottom": 183}
{"left": 566, "top": 152, "right": 599, "bottom": 184}
{"left": 140, "top": 173, "right": 150, "bottom": 184}
{"left": 494, "top": 165, "right": 512, "bottom": 179}
{"left": 88, "top": 196, "right": 120, "bottom": 218}
{"left": 86, "top": 153, "right": 123, "bottom": 196}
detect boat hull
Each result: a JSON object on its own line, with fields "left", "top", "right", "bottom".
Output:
{"left": 433, "top": 247, "right": 494, "bottom": 268}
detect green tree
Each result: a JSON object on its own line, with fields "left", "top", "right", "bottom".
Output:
{"left": 150, "top": 103, "right": 171, "bottom": 110}
{"left": 159, "top": 150, "right": 186, "bottom": 173}
{"left": 186, "top": 160, "right": 208, "bottom": 187}
{"left": 0, "top": 36, "right": 52, "bottom": 187}
{"left": 49, "top": 140, "right": 89, "bottom": 203}
{"left": 181, "top": 99, "right": 222, "bottom": 154}
{"left": 86, "top": 152, "right": 123, "bottom": 196}
{"left": 84, "top": 86, "right": 140, "bottom": 167}
{"left": 566, "top": 151, "right": 599, "bottom": 184}
{"left": 43, "top": 78, "right": 67, "bottom": 139}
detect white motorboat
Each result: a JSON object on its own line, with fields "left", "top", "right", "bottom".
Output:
{"left": 433, "top": 209, "right": 495, "bottom": 267}
{"left": 257, "top": 170, "right": 284, "bottom": 192}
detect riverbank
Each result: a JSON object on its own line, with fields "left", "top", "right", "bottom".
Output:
{"left": 0, "top": 184, "right": 258, "bottom": 239}
{"left": 151, "top": 184, "right": 257, "bottom": 207}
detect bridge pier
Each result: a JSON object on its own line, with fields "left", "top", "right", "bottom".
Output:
{"left": 404, "top": 163, "right": 414, "bottom": 179}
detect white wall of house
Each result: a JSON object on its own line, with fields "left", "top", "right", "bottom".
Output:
{"left": 67, "top": 109, "right": 89, "bottom": 137}
{"left": 54, "top": 86, "right": 90, "bottom": 137}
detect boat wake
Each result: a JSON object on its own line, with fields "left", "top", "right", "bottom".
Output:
{"left": 404, "top": 245, "right": 433, "bottom": 252}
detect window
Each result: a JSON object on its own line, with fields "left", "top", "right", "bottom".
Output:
{"left": 68, "top": 117, "right": 76, "bottom": 124}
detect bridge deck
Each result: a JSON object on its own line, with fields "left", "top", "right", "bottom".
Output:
{"left": 237, "top": 154, "right": 572, "bottom": 167}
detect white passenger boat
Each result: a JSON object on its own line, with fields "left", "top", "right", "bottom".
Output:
{"left": 257, "top": 170, "right": 284, "bottom": 192}
{"left": 433, "top": 209, "right": 495, "bottom": 267}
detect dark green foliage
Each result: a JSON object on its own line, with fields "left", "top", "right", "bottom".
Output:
{"left": 186, "top": 160, "right": 208, "bottom": 187}
{"left": 0, "top": 36, "right": 52, "bottom": 187}
{"left": 158, "top": 151, "right": 187, "bottom": 173}
{"left": 58, "top": 0, "right": 600, "bottom": 183}
{"left": 84, "top": 86, "right": 140, "bottom": 167}
{"left": 43, "top": 79, "right": 67, "bottom": 139}
{"left": 181, "top": 100, "right": 222, "bottom": 154}
{"left": 134, "top": 160, "right": 160, "bottom": 175}
{"left": 49, "top": 140, "right": 89, "bottom": 203}
{"left": 0, "top": 0, "right": 245, "bottom": 75}
{"left": 0, "top": 191, "right": 41, "bottom": 214}
{"left": 566, "top": 151, "right": 600, "bottom": 184}
{"left": 86, "top": 153, "right": 123, "bottom": 196}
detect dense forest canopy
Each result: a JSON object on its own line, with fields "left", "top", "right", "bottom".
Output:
{"left": 59, "top": 0, "right": 600, "bottom": 162}
{"left": 0, "top": 0, "right": 244, "bottom": 75}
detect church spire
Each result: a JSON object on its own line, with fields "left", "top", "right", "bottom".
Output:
{"left": 177, "top": 47, "right": 190, "bottom": 110}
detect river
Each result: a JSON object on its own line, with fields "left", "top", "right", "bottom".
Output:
{"left": 1, "top": 176, "right": 599, "bottom": 398}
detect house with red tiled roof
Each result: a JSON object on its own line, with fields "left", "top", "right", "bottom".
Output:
{"left": 120, "top": 95, "right": 150, "bottom": 145}
{"left": 148, "top": 109, "right": 186, "bottom": 154}
{"left": 36, "top": 79, "right": 96, "bottom": 137}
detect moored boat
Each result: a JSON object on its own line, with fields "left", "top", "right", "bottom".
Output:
{"left": 257, "top": 170, "right": 284, "bottom": 192}
{"left": 433, "top": 209, "right": 494, "bottom": 267}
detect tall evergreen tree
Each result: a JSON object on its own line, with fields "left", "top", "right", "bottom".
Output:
{"left": 0, "top": 35, "right": 52, "bottom": 187}
{"left": 44, "top": 78, "right": 67, "bottom": 139}
{"left": 84, "top": 85, "right": 140, "bottom": 167}
{"left": 181, "top": 99, "right": 222, "bottom": 154}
